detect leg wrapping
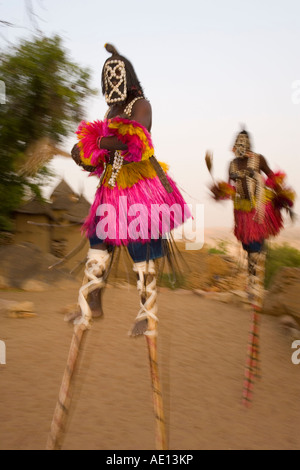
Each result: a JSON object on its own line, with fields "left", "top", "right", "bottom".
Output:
{"left": 75, "top": 248, "right": 111, "bottom": 328}
{"left": 131, "top": 260, "right": 158, "bottom": 337}
{"left": 247, "top": 251, "right": 266, "bottom": 310}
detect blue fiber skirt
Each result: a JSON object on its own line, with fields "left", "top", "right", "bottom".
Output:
{"left": 89, "top": 234, "right": 163, "bottom": 263}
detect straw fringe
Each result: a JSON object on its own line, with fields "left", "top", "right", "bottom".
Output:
{"left": 83, "top": 173, "right": 191, "bottom": 244}
{"left": 20, "top": 137, "right": 71, "bottom": 176}
{"left": 103, "top": 160, "right": 169, "bottom": 189}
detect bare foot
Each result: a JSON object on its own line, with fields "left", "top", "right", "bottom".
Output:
{"left": 87, "top": 288, "right": 104, "bottom": 319}
{"left": 128, "top": 318, "right": 148, "bottom": 337}
{"left": 64, "top": 308, "right": 81, "bottom": 323}
{"left": 64, "top": 289, "right": 104, "bottom": 323}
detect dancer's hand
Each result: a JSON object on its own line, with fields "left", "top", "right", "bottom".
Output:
{"left": 205, "top": 151, "right": 213, "bottom": 174}
{"left": 210, "top": 183, "right": 222, "bottom": 199}
{"left": 71, "top": 143, "right": 96, "bottom": 172}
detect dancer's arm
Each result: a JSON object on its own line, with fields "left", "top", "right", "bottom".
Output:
{"left": 99, "top": 99, "right": 152, "bottom": 152}
{"left": 98, "top": 136, "right": 128, "bottom": 152}
{"left": 259, "top": 155, "right": 273, "bottom": 177}
{"left": 130, "top": 99, "right": 152, "bottom": 131}
{"left": 228, "top": 161, "right": 238, "bottom": 183}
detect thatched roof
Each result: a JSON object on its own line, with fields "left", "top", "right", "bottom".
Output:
{"left": 50, "top": 180, "right": 90, "bottom": 223}
{"left": 15, "top": 197, "right": 54, "bottom": 219}
{"left": 15, "top": 180, "right": 90, "bottom": 224}
{"left": 51, "top": 180, "right": 74, "bottom": 198}
{"left": 65, "top": 195, "right": 91, "bottom": 223}
{"left": 50, "top": 180, "right": 77, "bottom": 211}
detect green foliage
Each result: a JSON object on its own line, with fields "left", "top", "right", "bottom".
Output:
{"left": 265, "top": 244, "right": 300, "bottom": 288}
{"left": 158, "top": 273, "right": 186, "bottom": 290}
{"left": 0, "top": 34, "right": 97, "bottom": 231}
{"left": 208, "top": 239, "right": 228, "bottom": 255}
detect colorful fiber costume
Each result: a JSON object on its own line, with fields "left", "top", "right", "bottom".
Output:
{"left": 46, "top": 44, "right": 191, "bottom": 450}
{"left": 70, "top": 43, "right": 191, "bottom": 337}
{"left": 207, "top": 129, "right": 296, "bottom": 406}
{"left": 209, "top": 129, "right": 295, "bottom": 309}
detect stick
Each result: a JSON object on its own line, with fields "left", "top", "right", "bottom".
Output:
{"left": 145, "top": 316, "right": 167, "bottom": 450}
{"left": 205, "top": 151, "right": 216, "bottom": 184}
{"left": 46, "top": 324, "right": 88, "bottom": 450}
{"left": 242, "top": 310, "right": 261, "bottom": 408}
{"left": 48, "top": 238, "right": 87, "bottom": 270}
{"left": 242, "top": 250, "right": 265, "bottom": 407}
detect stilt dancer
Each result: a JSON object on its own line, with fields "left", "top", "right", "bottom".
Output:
{"left": 47, "top": 43, "right": 191, "bottom": 449}
{"left": 206, "top": 128, "right": 295, "bottom": 406}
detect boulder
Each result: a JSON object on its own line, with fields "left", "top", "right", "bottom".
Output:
{"left": 264, "top": 268, "right": 300, "bottom": 322}
{"left": 0, "top": 243, "right": 78, "bottom": 290}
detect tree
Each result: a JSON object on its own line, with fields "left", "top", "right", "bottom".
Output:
{"left": 0, "top": 34, "right": 97, "bottom": 231}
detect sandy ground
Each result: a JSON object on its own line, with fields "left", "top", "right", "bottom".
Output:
{"left": 0, "top": 282, "right": 300, "bottom": 451}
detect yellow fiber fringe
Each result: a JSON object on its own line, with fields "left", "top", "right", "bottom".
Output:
{"left": 108, "top": 121, "right": 154, "bottom": 160}
{"left": 280, "top": 189, "right": 296, "bottom": 203}
{"left": 234, "top": 187, "right": 295, "bottom": 212}
{"left": 77, "top": 141, "right": 94, "bottom": 166}
{"left": 102, "top": 160, "right": 169, "bottom": 189}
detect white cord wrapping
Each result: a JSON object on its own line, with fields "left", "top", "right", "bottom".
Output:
{"left": 75, "top": 249, "right": 110, "bottom": 328}
{"left": 253, "top": 172, "right": 266, "bottom": 224}
{"left": 133, "top": 261, "right": 158, "bottom": 336}
{"left": 248, "top": 251, "right": 266, "bottom": 309}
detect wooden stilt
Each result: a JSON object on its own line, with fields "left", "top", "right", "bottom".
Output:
{"left": 242, "top": 310, "right": 261, "bottom": 408}
{"left": 145, "top": 322, "right": 167, "bottom": 450}
{"left": 46, "top": 324, "right": 88, "bottom": 450}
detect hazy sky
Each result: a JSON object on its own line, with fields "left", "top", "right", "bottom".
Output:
{"left": 1, "top": 0, "right": 300, "bottom": 230}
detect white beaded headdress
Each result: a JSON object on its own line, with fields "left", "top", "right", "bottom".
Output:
{"left": 102, "top": 43, "right": 144, "bottom": 108}
{"left": 104, "top": 59, "right": 127, "bottom": 105}
{"left": 103, "top": 44, "right": 127, "bottom": 105}
{"left": 233, "top": 128, "right": 251, "bottom": 159}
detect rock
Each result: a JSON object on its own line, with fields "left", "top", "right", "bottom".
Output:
{"left": 0, "top": 300, "right": 34, "bottom": 312}
{"left": 193, "top": 290, "right": 234, "bottom": 303}
{"left": 279, "top": 315, "right": 299, "bottom": 329}
{"left": 193, "top": 289, "right": 207, "bottom": 297}
{"left": 9, "top": 311, "right": 37, "bottom": 319}
{"left": 0, "top": 275, "right": 11, "bottom": 289}
{"left": 0, "top": 299, "right": 36, "bottom": 318}
{"left": 279, "top": 315, "right": 300, "bottom": 340}
{"left": 264, "top": 268, "right": 300, "bottom": 320}
{"left": 60, "top": 303, "right": 78, "bottom": 315}
{"left": 21, "top": 280, "right": 49, "bottom": 292}
{"left": 230, "top": 290, "right": 249, "bottom": 304}
{"left": 0, "top": 243, "right": 78, "bottom": 289}
{"left": 210, "top": 292, "right": 234, "bottom": 303}
{"left": 209, "top": 286, "right": 221, "bottom": 293}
